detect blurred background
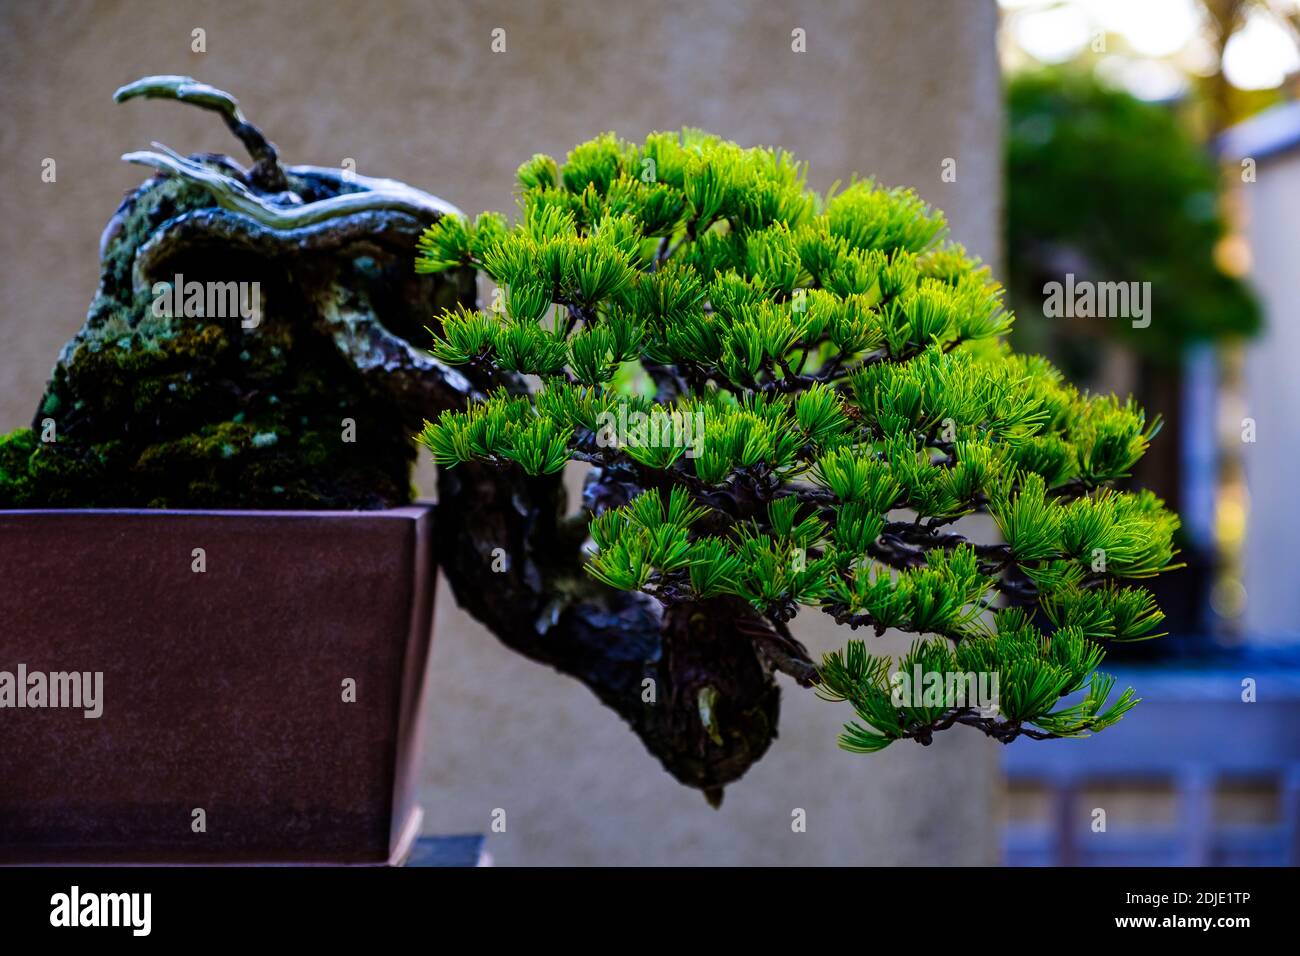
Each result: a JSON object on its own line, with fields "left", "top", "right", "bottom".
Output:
{"left": 999, "top": 0, "right": 1300, "bottom": 865}
{"left": 0, "top": 0, "right": 1296, "bottom": 864}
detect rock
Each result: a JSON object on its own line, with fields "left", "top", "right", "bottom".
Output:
{"left": 0, "top": 76, "right": 474, "bottom": 509}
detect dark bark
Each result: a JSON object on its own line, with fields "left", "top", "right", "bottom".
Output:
{"left": 434, "top": 460, "right": 783, "bottom": 801}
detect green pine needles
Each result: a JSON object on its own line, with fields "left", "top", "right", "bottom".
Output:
{"left": 412, "top": 128, "right": 1179, "bottom": 754}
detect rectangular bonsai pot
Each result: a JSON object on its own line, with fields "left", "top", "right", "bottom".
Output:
{"left": 0, "top": 506, "right": 436, "bottom": 865}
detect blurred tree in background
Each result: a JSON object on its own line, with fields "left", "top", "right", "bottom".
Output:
{"left": 1005, "top": 70, "right": 1262, "bottom": 652}
{"left": 1006, "top": 69, "right": 1260, "bottom": 374}
{"left": 998, "top": 0, "right": 1300, "bottom": 648}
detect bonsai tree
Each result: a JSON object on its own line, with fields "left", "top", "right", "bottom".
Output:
{"left": 1, "top": 78, "right": 1182, "bottom": 803}
{"left": 413, "top": 129, "right": 1181, "bottom": 773}
{"left": 0, "top": 77, "right": 799, "bottom": 799}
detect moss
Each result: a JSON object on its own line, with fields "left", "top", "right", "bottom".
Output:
{"left": 0, "top": 429, "right": 39, "bottom": 506}
{"left": 7, "top": 277, "right": 408, "bottom": 510}
{"left": 7, "top": 322, "right": 417, "bottom": 510}
{"left": 4, "top": 140, "right": 470, "bottom": 511}
{"left": 94, "top": 176, "right": 215, "bottom": 313}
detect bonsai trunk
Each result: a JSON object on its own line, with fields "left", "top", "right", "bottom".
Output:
{"left": 435, "top": 460, "right": 784, "bottom": 802}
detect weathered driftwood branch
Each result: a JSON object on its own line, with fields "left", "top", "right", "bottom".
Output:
{"left": 115, "top": 75, "right": 291, "bottom": 192}
{"left": 122, "top": 143, "right": 460, "bottom": 230}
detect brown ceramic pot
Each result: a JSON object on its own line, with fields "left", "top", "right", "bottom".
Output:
{"left": 0, "top": 506, "right": 436, "bottom": 864}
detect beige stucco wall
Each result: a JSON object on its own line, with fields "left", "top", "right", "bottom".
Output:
{"left": 0, "top": 0, "right": 1003, "bottom": 864}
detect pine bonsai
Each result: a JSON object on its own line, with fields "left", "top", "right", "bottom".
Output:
{"left": 413, "top": 129, "right": 1180, "bottom": 759}
{"left": 0, "top": 74, "right": 1185, "bottom": 797}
